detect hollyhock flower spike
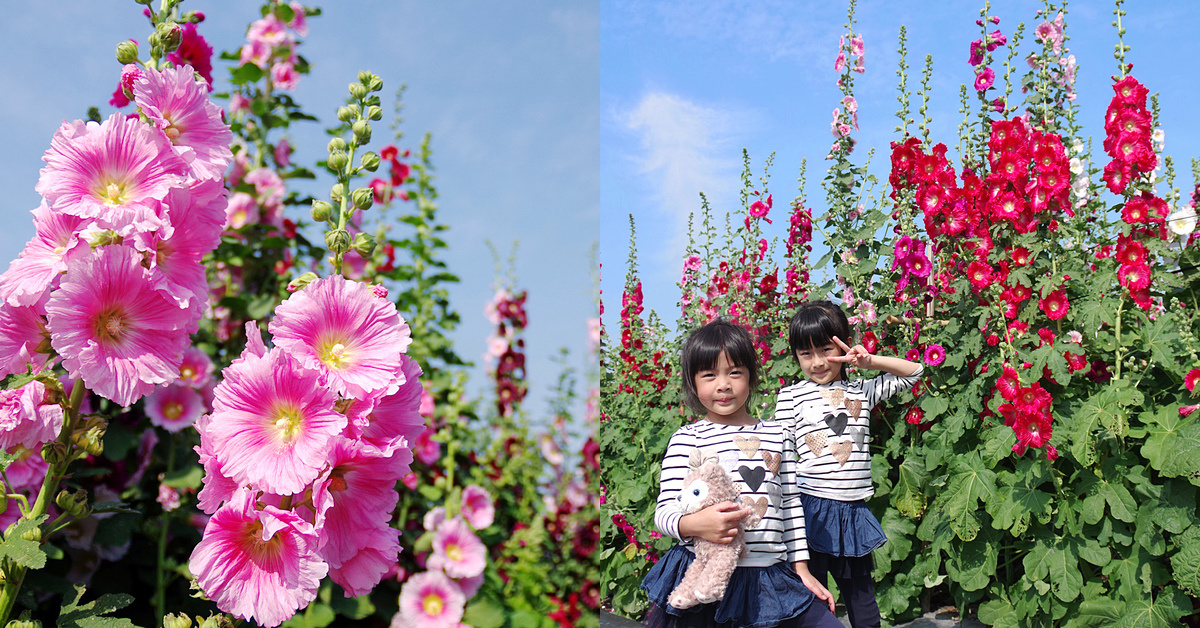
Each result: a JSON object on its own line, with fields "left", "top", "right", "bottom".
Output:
{"left": 45, "top": 246, "right": 190, "bottom": 407}
{"left": 269, "top": 275, "right": 412, "bottom": 400}
{"left": 393, "top": 570, "right": 466, "bottom": 628}
{"left": 188, "top": 487, "right": 327, "bottom": 628}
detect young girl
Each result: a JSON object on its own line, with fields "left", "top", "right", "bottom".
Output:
{"left": 774, "top": 301, "right": 922, "bottom": 628}
{"left": 641, "top": 319, "right": 841, "bottom": 628}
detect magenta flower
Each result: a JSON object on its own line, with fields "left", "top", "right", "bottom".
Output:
{"left": 45, "top": 246, "right": 190, "bottom": 407}
{"left": 0, "top": 202, "right": 87, "bottom": 307}
{"left": 134, "top": 66, "right": 233, "bottom": 182}
{"left": 393, "top": 570, "right": 466, "bottom": 628}
{"left": 166, "top": 23, "right": 215, "bottom": 89}
{"left": 924, "top": 344, "right": 946, "bottom": 367}
{"left": 177, "top": 346, "right": 215, "bottom": 388}
{"left": 189, "top": 488, "right": 327, "bottom": 628}
{"left": 224, "top": 192, "right": 258, "bottom": 229}
{"left": 356, "top": 355, "right": 425, "bottom": 457}
{"left": 36, "top": 113, "right": 188, "bottom": 236}
{"left": 0, "top": 381, "right": 63, "bottom": 451}
{"left": 974, "top": 67, "right": 995, "bottom": 92}
{"left": 269, "top": 275, "right": 412, "bottom": 400}
{"left": 0, "top": 303, "right": 50, "bottom": 379}
{"left": 312, "top": 438, "right": 408, "bottom": 568}
{"left": 134, "top": 178, "right": 226, "bottom": 310}
{"left": 205, "top": 348, "right": 344, "bottom": 495}
{"left": 413, "top": 428, "right": 440, "bottom": 465}
{"left": 193, "top": 415, "right": 239, "bottom": 515}
{"left": 460, "top": 485, "right": 495, "bottom": 530}
{"left": 329, "top": 527, "right": 400, "bottom": 597}
{"left": 428, "top": 517, "right": 486, "bottom": 579}
{"left": 145, "top": 383, "right": 204, "bottom": 433}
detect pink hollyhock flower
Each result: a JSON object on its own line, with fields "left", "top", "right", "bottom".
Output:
{"left": 974, "top": 67, "right": 995, "bottom": 92}
{"left": 461, "top": 485, "right": 495, "bottom": 530}
{"left": 145, "top": 383, "right": 204, "bottom": 432}
{"left": 968, "top": 39, "right": 985, "bottom": 66}
{"left": 424, "top": 507, "right": 447, "bottom": 532}
{"left": 228, "top": 92, "right": 252, "bottom": 115}
{"left": 46, "top": 246, "right": 190, "bottom": 407}
{"left": 289, "top": 2, "right": 309, "bottom": 36}
{"left": 189, "top": 487, "right": 327, "bottom": 628}
{"left": 177, "top": 346, "right": 215, "bottom": 388}
{"left": 428, "top": 517, "right": 486, "bottom": 578}
{"left": 0, "top": 202, "right": 88, "bottom": 307}
{"left": 1185, "top": 368, "right": 1200, "bottom": 393}
{"left": 0, "top": 381, "right": 63, "bottom": 451}
{"left": 157, "top": 482, "right": 181, "bottom": 511}
{"left": 413, "top": 428, "right": 440, "bottom": 465}
{"left": 36, "top": 113, "right": 188, "bottom": 236}
{"left": 225, "top": 192, "right": 258, "bottom": 229}
{"left": 194, "top": 415, "right": 239, "bottom": 514}
{"left": 134, "top": 178, "right": 226, "bottom": 310}
{"left": 456, "top": 573, "right": 484, "bottom": 599}
{"left": 166, "top": 23, "right": 215, "bottom": 89}
{"left": 206, "top": 347, "right": 345, "bottom": 495}
{"left": 393, "top": 570, "right": 466, "bottom": 628}
{"left": 0, "top": 303, "right": 50, "bottom": 379}
{"left": 329, "top": 526, "right": 401, "bottom": 597}
{"left": 134, "top": 66, "right": 233, "bottom": 182}
{"left": 355, "top": 356, "right": 425, "bottom": 457}
{"left": 905, "top": 251, "right": 931, "bottom": 278}
{"left": 312, "top": 438, "right": 408, "bottom": 564}
{"left": 274, "top": 138, "right": 292, "bottom": 168}
{"left": 269, "top": 275, "right": 412, "bottom": 400}
{"left": 923, "top": 344, "right": 946, "bottom": 367}
{"left": 271, "top": 62, "right": 300, "bottom": 91}
{"left": 247, "top": 14, "right": 294, "bottom": 49}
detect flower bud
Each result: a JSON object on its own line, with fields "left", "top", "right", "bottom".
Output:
{"left": 310, "top": 200, "right": 334, "bottom": 222}
{"left": 287, "top": 272, "right": 319, "bottom": 293}
{"left": 366, "top": 105, "right": 383, "bottom": 121}
{"left": 19, "top": 525, "right": 41, "bottom": 543}
{"left": 348, "top": 82, "right": 369, "bottom": 100}
{"left": 358, "top": 70, "right": 374, "bottom": 85}
{"left": 326, "top": 229, "right": 352, "bottom": 254}
{"left": 330, "top": 183, "right": 345, "bottom": 203}
{"left": 360, "top": 151, "right": 381, "bottom": 172}
{"left": 368, "top": 76, "right": 384, "bottom": 93}
{"left": 7, "top": 620, "right": 41, "bottom": 628}
{"left": 116, "top": 40, "right": 139, "bottom": 65}
{"left": 352, "top": 187, "right": 374, "bottom": 210}
{"left": 55, "top": 489, "right": 90, "bottom": 519}
{"left": 353, "top": 233, "right": 376, "bottom": 256}
{"left": 157, "top": 23, "right": 183, "bottom": 54}
{"left": 327, "top": 137, "right": 347, "bottom": 153}
{"left": 41, "top": 441, "right": 68, "bottom": 466}
{"left": 336, "top": 106, "right": 354, "bottom": 122}
{"left": 352, "top": 120, "right": 371, "bottom": 143}
{"left": 327, "top": 150, "right": 349, "bottom": 172}
{"left": 163, "top": 614, "right": 193, "bottom": 628}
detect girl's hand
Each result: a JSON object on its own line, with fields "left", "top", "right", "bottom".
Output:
{"left": 678, "top": 501, "right": 751, "bottom": 544}
{"left": 827, "top": 336, "right": 874, "bottom": 369}
{"left": 794, "top": 561, "right": 836, "bottom": 613}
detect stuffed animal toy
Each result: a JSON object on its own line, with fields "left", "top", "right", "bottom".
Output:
{"left": 667, "top": 453, "right": 763, "bottom": 610}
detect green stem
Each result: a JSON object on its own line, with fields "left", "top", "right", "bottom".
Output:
{"left": 154, "top": 434, "right": 177, "bottom": 627}
{"left": 0, "top": 379, "right": 86, "bottom": 624}
{"left": 1114, "top": 296, "right": 1125, "bottom": 380}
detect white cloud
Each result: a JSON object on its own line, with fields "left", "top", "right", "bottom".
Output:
{"left": 621, "top": 91, "right": 741, "bottom": 255}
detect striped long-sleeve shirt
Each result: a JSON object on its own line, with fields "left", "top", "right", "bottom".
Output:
{"left": 774, "top": 367, "right": 923, "bottom": 502}
{"left": 653, "top": 420, "right": 809, "bottom": 566}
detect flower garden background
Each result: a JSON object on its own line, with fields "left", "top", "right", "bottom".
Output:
{"left": 599, "top": 1, "right": 1200, "bottom": 626}
{"left": 0, "top": 1, "right": 599, "bottom": 626}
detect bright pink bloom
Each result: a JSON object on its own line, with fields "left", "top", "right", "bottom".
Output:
{"left": 269, "top": 275, "right": 412, "bottom": 400}
{"left": 135, "top": 178, "right": 226, "bottom": 310}
{"left": 460, "top": 485, "right": 495, "bottom": 530}
{"left": 224, "top": 192, "right": 258, "bottom": 230}
{"left": 393, "top": 570, "right": 465, "bottom": 628}
{"left": 313, "top": 438, "right": 408, "bottom": 568}
{"left": 36, "top": 113, "right": 188, "bottom": 236}
{"left": 189, "top": 487, "right": 327, "bottom": 628}
{"left": 134, "top": 66, "right": 233, "bottom": 182}
{"left": 158, "top": 482, "right": 182, "bottom": 511}
{"left": 974, "top": 67, "right": 995, "bottom": 92}
{"left": 329, "top": 527, "right": 400, "bottom": 597}
{"left": 0, "top": 381, "right": 63, "bottom": 451}
{"left": 413, "top": 428, "right": 440, "bottom": 465}
{"left": 0, "top": 303, "right": 49, "bottom": 379}
{"left": 45, "top": 246, "right": 189, "bottom": 406}
{"left": 424, "top": 507, "right": 447, "bottom": 532}
{"left": 194, "top": 415, "right": 239, "bottom": 514}
{"left": 271, "top": 62, "right": 300, "bottom": 91}
{"left": 428, "top": 517, "right": 486, "bottom": 579}
{"left": 145, "top": 383, "right": 205, "bottom": 432}
{"left": 178, "top": 346, "right": 215, "bottom": 388}
{"left": 355, "top": 356, "right": 425, "bottom": 457}
{"left": 206, "top": 348, "right": 345, "bottom": 495}
{"left": 923, "top": 344, "right": 945, "bottom": 367}
{"left": 0, "top": 202, "right": 88, "bottom": 307}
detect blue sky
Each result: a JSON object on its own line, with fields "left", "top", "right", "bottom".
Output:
{"left": 0, "top": 2, "right": 599, "bottom": 424}
{"left": 600, "top": 0, "right": 1199, "bottom": 332}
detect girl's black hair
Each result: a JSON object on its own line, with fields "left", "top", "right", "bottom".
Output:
{"left": 788, "top": 300, "right": 851, "bottom": 375}
{"left": 680, "top": 319, "right": 760, "bottom": 414}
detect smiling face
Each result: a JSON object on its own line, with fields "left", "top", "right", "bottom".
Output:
{"left": 795, "top": 342, "right": 844, "bottom": 385}
{"left": 693, "top": 351, "right": 752, "bottom": 424}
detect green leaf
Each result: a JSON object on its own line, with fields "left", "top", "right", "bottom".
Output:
{"left": 0, "top": 515, "right": 48, "bottom": 569}
{"left": 942, "top": 451, "right": 997, "bottom": 541}
{"left": 1141, "top": 315, "right": 1182, "bottom": 371}
{"left": 893, "top": 455, "right": 928, "bottom": 518}
{"left": 281, "top": 603, "right": 335, "bottom": 627}
{"left": 1141, "top": 405, "right": 1200, "bottom": 484}
{"left": 946, "top": 526, "right": 998, "bottom": 591}
{"left": 161, "top": 465, "right": 204, "bottom": 490}
{"left": 229, "top": 62, "right": 265, "bottom": 85}
{"left": 462, "top": 596, "right": 506, "bottom": 628}
{"left": 1114, "top": 586, "right": 1190, "bottom": 628}
{"left": 1171, "top": 528, "right": 1200, "bottom": 597}
{"left": 987, "top": 470, "right": 1051, "bottom": 536}
{"left": 1067, "top": 596, "right": 1126, "bottom": 628}
{"left": 57, "top": 583, "right": 138, "bottom": 627}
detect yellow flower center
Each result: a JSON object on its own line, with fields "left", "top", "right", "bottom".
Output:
{"left": 180, "top": 366, "right": 195, "bottom": 381}
{"left": 422, "top": 593, "right": 445, "bottom": 616}
{"left": 320, "top": 341, "right": 350, "bottom": 369}
{"left": 445, "top": 542, "right": 462, "bottom": 562}
{"left": 102, "top": 181, "right": 127, "bottom": 207}
{"left": 96, "top": 307, "right": 126, "bottom": 343}
{"left": 163, "top": 402, "right": 183, "bottom": 420}
{"left": 274, "top": 406, "right": 303, "bottom": 442}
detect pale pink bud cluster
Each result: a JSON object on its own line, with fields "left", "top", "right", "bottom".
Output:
{"left": 0, "top": 66, "right": 231, "bottom": 409}
{"left": 189, "top": 275, "right": 424, "bottom": 627}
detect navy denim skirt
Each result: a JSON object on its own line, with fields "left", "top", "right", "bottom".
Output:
{"left": 800, "top": 493, "right": 886, "bottom": 558}
{"left": 640, "top": 545, "right": 816, "bottom": 628}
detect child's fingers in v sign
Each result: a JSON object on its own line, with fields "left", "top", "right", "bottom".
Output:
{"left": 828, "top": 335, "right": 871, "bottom": 367}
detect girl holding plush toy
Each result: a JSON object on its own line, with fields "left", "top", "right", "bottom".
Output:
{"left": 774, "top": 301, "right": 922, "bottom": 628}
{"left": 640, "top": 319, "right": 842, "bottom": 628}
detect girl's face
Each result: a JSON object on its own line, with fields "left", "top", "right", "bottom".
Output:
{"left": 693, "top": 351, "right": 752, "bottom": 424}
{"left": 795, "top": 341, "right": 844, "bottom": 385}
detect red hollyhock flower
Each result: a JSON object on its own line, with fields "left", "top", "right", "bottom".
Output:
{"left": 1187, "top": 368, "right": 1200, "bottom": 392}
{"left": 1014, "top": 382, "right": 1052, "bottom": 414}
{"left": 1039, "top": 289, "right": 1069, "bottom": 321}
{"left": 1046, "top": 445, "right": 1059, "bottom": 461}
{"left": 1010, "top": 247, "right": 1031, "bottom": 266}
{"left": 862, "top": 330, "right": 879, "bottom": 354}
{"left": 1117, "top": 263, "right": 1151, "bottom": 291}
{"left": 1011, "top": 408, "right": 1053, "bottom": 454}
{"left": 1065, "top": 352, "right": 1088, "bottom": 372}
{"left": 995, "top": 365, "right": 1020, "bottom": 401}
{"left": 1037, "top": 327, "right": 1056, "bottom": 346}
{"left": 905, "top": 407, "right": 924, "bottom": 425}
{"left": 1102, "top": 159, "right": 1131, "bottom": 195}
{"left": 1112, "top": 75, "right": 1149, "bottom": 108}
{"left": 1115, "top": 238, "right": 1147, "bottom": 266}
{"left": 1121, "top": 198, "right": 1151, "bottom": 224}
{"left": 966, "top": 260, "right": 994, "bottom": 291}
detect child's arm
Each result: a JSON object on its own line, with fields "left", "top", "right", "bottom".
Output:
{"left": 653, "top": 431, "right": 749, "bottom": 543}
{"left": 829, "top": 335, "right": 921, "bottom": 377}
{"left": 779, "top": 429, "right": 834, "bottom": 611}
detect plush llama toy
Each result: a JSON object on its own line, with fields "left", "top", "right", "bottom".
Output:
{"left": 668, "top": 453, "right": 763, "bottom": 609}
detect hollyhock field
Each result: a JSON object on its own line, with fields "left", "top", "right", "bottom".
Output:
{"left": 0, "top": 1, "right": 598, "bottom": 626}
{"left": 600, "top": 1, "right": 1200, "bottom": 626}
